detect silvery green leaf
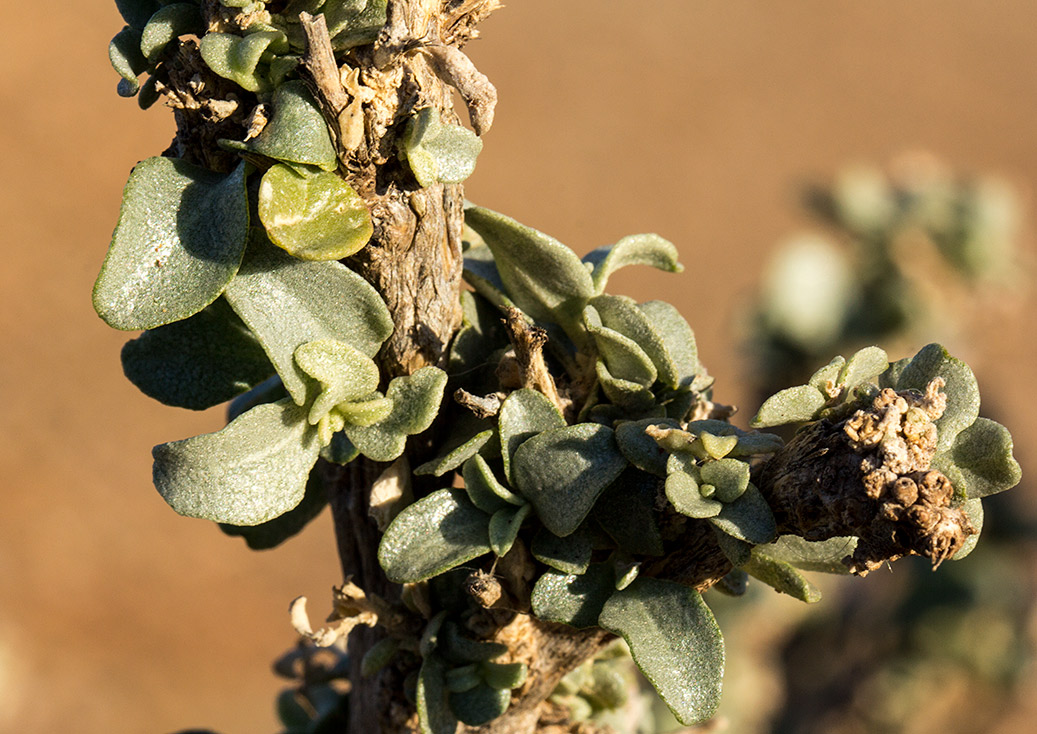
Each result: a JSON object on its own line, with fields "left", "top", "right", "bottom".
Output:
{"left": 109, "top": 26, "right": 147, "bottom": 95}
{"left": 294, "top": 339, "right": 380, "bottom": 424}
{"left": 228, "top": 375, "right": 288, "bottom": 422}
{"left": 320, "top": 431, "right": 360, "bottom": 465}
{"left": 615, "top": 418, "right": 680, "bottom": 477}
{"left": 807, "top": 356, "right": 845, "bottom": 392}
{"left": 666, "top": 469, "right": 721, "bottom": 519}
{"left": 498, "top": 388, "right": 565, "bottom": 482}
{"left": 750, "top": 384, "right": 827, "bottom": 428}
{"left": 582, "top": 233, "right": 682, "bottom": 294}
{"left": 336, "top": 396, "right": 393, "bottom": 427}
{"left": 121, "top": 299, "right": 273, "bottom": 410}
{"left": 945, "top": 417, "right": 1021, "bottom": 498}
{"left": 592, "top": 469, "right": 664, "bottom": 556}
{"left": 530, "top": 564, "right": 615, "bottom": 629}
{"left": 200, "top": 31, "right": 286, "bottom": 92}
{"left": 839, "top": 346, "right": 888, "bottom": 392}
{"left": 449, "top": 684, "right": 510, "bottom": 726}
{"left": 462, "top": 455, "right": 522, "bottom": 513}
{"left": 596, "top": 361, "right": 656, "bottom": 412}
{"left": 489, "top": 504, "right": 532, "bottom": 557}
{"left": 464, "top": 207, "right": 595, "bottom": 341}
{"left": 531, "top": 525, "right": 593, "bottom": 575}
{"left": 742, "top": 550, "right": 822, "bottom": 603}
{"left": 244, "top": 81, "right": 337, "bottom": 170}
{"left": 584, "top": 305, "right": 658, "bottom": 387}
{"left": 729, "top": 432, "right": 785, "bottom": 458}
{"left": 153, "top": 398, "right": 319, "bottom": 525}
{"left": 94, "top": 157, "right": 249, "bottom": 330}
{"left": 700, "top": 458, "right": 750, "bottom": 503}
{"left": 116, "top": 0, "right": 163, "bottom": 29}
{"left": 699, "top": 433, "right": 739, "bottom": 460}
{"left": 598, "top": 577, "right": 724, "bottom": 726}
{"left": 589, "top": 295, "right": 680, "bottom": 386}
{"left": 417, "top": 654, "right": 457, "bottom": 734}
{"left": 330, "top": 0, "right": 388, "bottom": 50}
{"left": 224, "top": 235, "right": 392, "bottom": 403}
{"left": 140, "top": 4, "right": 204, "bottom": 63}
{"left": 378, "top": 488, "right": 491, "bottom": 583}
{"left": 259, "top": 163, "right": 372, "bottom": 261}
{"left": 346, "top": 367, "right": 448, "bottom": 462}
{"left": 445, "top": 664, "right": 481, "bottom": 694}
{"left": 439, "top": 622, "right": 509, "bottom": 664}
{"left": 403, "top": 108, "right": 483, "bottom": 187}
{"left": 713, "top": 528, "right": 753, "bottom": 566}
{"left": 879, "top": 356, "right": 911, "bottom": 389}
{"left": 415, "top": 429, "right": 494, "bottom": 477}
{"left": 511, "top": 424, "right": 628, "bottom": 537}
{"left": 480, "top": 661, "right": 527, "bottom": 691}
{"left": 953, "top": 498, "right": 984, "bottom": 560}
{"left": 448, "top": 290, "right": 508, "bottom": 385}
{"left": 710, "top": 484, "right": 777, "bottom": 544}
{"left": 759, "top": 535, "right": 857, "bottom": 574}
{"left": 218, "top": 469, "right": 327, "bottom": 549}
{"left": 637, "top": 300, "right": 700, "bottom": 387}
{"left": 890, "top": 343, "right": 980, "bottom": 453}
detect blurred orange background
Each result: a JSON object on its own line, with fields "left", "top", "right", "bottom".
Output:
{"left": 2, "top": 2, "right": 1035, "bottom": 732}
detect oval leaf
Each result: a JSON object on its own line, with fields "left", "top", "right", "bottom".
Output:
{"left": 449, "top": 684, "right": 510, "bottom": 726}
{"left": 511, "top": 424, "right": 628, "bottom": 537}
{"left": 742, "top": 550, "right": 822, "bottom": 603}
{"left": 294, "top": 339, "right": 380, "bottom": 424}
{"left": 599, "top": 577, "right": 724, "bottom": 726}
{"left": 700, "top": 458, "right": 750, "bottom": 503}
{"left": 584, "top": 305, "right": 658, "bottom": 387}
{"left": 838, "top": 346, "right": 888, "bottom": 392}
{"left": 462, "top": 455, "right": 522, "bottom": 513}
{"left": 417, "top": 654, "right": 458, "bottom": 734}
{"left": 750, "top": 384, "right": 827, "bottom": 428}
{"left": 94, "top": 157, "right": 249, "bottom": 330}
{"left": 246, "top": 81, "right": 337, "bottom": 170}
{"left": 489, "top": 504, "right": 532, "bottom": 557}
{"left": 415, "top": 428, "right": 495, "bottom": 477}
{"left": 949, "top": 417, "right": 1021, "bottom": 498}
{"left": 710, "top": 484, "right": 777, "bottom": 544}
{"left": 531, "top": 525, "right": 594, "bottom": 575}
{"left": 498, "top": 388, "right": 566, "bottom": 482}
{"left": 638, "top": 300, "right": 700, "bottom": 388}
{"left": 259, "top": 163, "right": 373, "bottom": 261}
{"left": 345, "top": 367, "right": 448, "bottom": 462}
{"left": 530, "top": 564, "right": 616, "bottom": 629}
{"left": 152, "top": 398, "right": 319, "bottom": 525}
{"left": 583, "top": 233, "right": 683, "bottom": 294}
{"left": 403, "top": 108, "right": 483, "bottom": 187}
{"left": 378, "top": 488, "right": 491, "bottom": 583}
{"left": 109, "top": 26, "right": 147, "bottom": 95}
{"left": 759, "top": 535, "right": 857, "bottom": 574}
{"left": 892, "top": 343, "right": 980, "bottom": 453}
{"left": 218, "top": 470, "right": 327, "bottom": 550}
{"left": 199, "top": 31, "right": 283, "bottom": 92}
{"left": 140, "top": 3, "right": 203, "bottom": 63}
{"left": 591, "top": 294, "right": 681, "bottom": 388}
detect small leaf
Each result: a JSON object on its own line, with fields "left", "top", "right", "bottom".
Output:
{"left": 336, "top": 396, "right": 394, "bottom": 427}
{"left": 245, "top": 81, "right": 337, "bottom": 170}
{"left": 807, "top": 356, "right": 845, "bottom": 392}
{"left": 489, "top": 504, "right": 532, "bottom": 557}
{"left": 480, "top": 661, "right": 528, "bottom": 690}
{"left": 152, "top": 398, "right": 320, "bottom": 525}
{"left": 666, "top": 469, "right": 721, "bottom": 519}
{"left": 511, "top": 424, "right": 628, "bottom": 537}
{"left": 140, "top": 3, "right": 204, "bottom": 63}
{"left": 713, "top": 528, "right": 753, "bottom": 566}
{"left": 94, "top": 157, "right": 249, "bottom": 330}
{"left": 199, "top": 31, "right": 284, "bottom": 92}
{"left": 583, "top": 233, "right": 682, "bottom": 294}
{"left": 294, "top": 339, "right": 380, "bottom": 425}
{"left": 403, "top": 108, "right": 483, "bottom": 187}
{"left": 637, "top": 300, "right": 700, "bottom": 387}
{"left": 115, "top": 0, "right": 163, "bottom": 30}
{"left": 590, "top": 294, "right": 681, "bottom": 388}
{"left": 121, "top": 299, "right": 274, "bottom": 410}
{"left": 598, "top": 577, "right": 724, "bottom": 726}
{"left": 445, "top": 664, "right": 482, "bottom": 694}
{"left": 361, "top": 637, "right": 400, "bottom": 678}
{"left": 531, "top": 525, "right": 594, "bottom": 575}
{"left": 224, "top": 234, "right": 392, "bottom": 403}
{"left": 416, "top": 429, "right": 495, "bottom": 477}
{"left": 498, "top": 388, "right": 565, "bottom": 482}
{"left": 759, "top": 535, "right": 857, "bottom": 574}
{"left": 218, "top": 469, "right": 327, "bottom": 549}
{"left": 947, "top": 417, "right": 1021, "bottom": 498}
{"left": 839, "top": 346, "right": 888, "bottom": 392}
{"left": 449, "top": 684, "right": 510, "bottom": 726}
{"left": 417, "top": 654, "right": 458, "bottom": 734}
{"left": 953, "top": 498, "right": 984, "bottom": 560}
{"left": 584, "top": 305, "right": 658, "bottom": 387}
{"left": 615, "top": 418, "right": 680, "bottom": 477}
{"left": 259, "top": 163, "right": 372, "bottom": 261}
{"left": 700, "top": 459, "right": 750, "bottom": 503}
{"left": 750, "top": 384, "right": 827, "bottom": 428}
{"left": 329, "top": 0, "right": 388, "bottom": 50}
{"left": 892, "top": 343, "right": 980, "bottom": 453}
{"left": 439, "top": 622, "right": 509, "bottom": 664}
{"left": 592, "top": 469, "right": 665, "bottom": 556}
{"left": 464, "top": 207, "right": 595, "bottom": 340}
{"left": 109, "top": 27, "right": 147, "bottom": 95}
{"left": 345, "top": 367, "right": 448, "bottom": 462}
{"left": 710, "top": 484, "right": 777, "bottom": 544}
{"left": 742, "top": 550, "right": 822, "bottom": 603}
{"left": 595, "top": 360, "right": 657, "bottom": 412}
{"left": 378, "top": 488, "right": 491, "bottom": 583}
{"left": 462, "top": 455, "right": 522, "bottom": 513}
{"left": 530, "top": 564, "right": 615, "bottom": 629}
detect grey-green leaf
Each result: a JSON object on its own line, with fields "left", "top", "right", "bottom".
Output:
{"left": 615, "top": 418, "right": 680, "bottom": 477}
{"left": 223, "top": 234, "right": 392, "bottom": 403}
{"left": 583, "top": 233, "right": 682, "bottom": 294}
{"left": 152, "top": 398, "right": 319, "bottom": 525}
{"left": 416, "top": 429, "right": 495, "bottom": 477}
{"left": 759, "top": 535, "right": 857, "bottom": 574}
{"left": 94, "top": 157, "right": 249, "bottom": 330}
{"left": 592, "top": 469, "right": 665, "bottom": 556}
{"left": 109, "top": 26, "right": 147, "bottom": 95}
{"left": 417, "top": 654, "right": 458, "bottom": 734}
{"left": 498, "top": 388, "right": 565, "bottom": 482}
{"left": 598, "top": 577, "right": 724, "bottom": 726}
{"left": 666, "top": 469, "right": 721, "bottom": 519}
{"left": 121, "top": 299, "right": 274, "bottom": 410}
{"left": 480, "top": 661, "right": 528, "bottom": 691}
{"left": 590, "top": 294, "right": 680, "bottom": 388}
{"left": 584, "top": 305, "right": 658, "bottom": 387}
{"left": 710, "top": 484, "right": 777, "bottom": 544}
{"left": 839, "top": 346, "right": 888, "bottom": 392}
{"left": 294, "top": 339, "right": 381, "bottom": 425}
{"left": 489, "top": 504, "right": 532, "bottom": 557}
{"left": 116, "top": 0, "right": 162, "bottom": 30}
{"left": 464, "top": 207, "right": 595, "bottom": 340}
{"left": 403, "top": 108, "right": 483, "bottom": 187}
{"left": 948, "top": 417, "right": 1021, "bottom": 498}
{"left": 199, "top": 31, "right": 285, "bottom": 92}
{"left": 808, "top": 356, "right": 845, "bottom": 392}
{"left": 891, "top": 343, "right": 980, "bottom": 453}
{"left": 742, "top": 550, "right": 822, "bottom": 603}
{"left": 530, "top": 564, "right": 615, "bottom": 629}
{"left": 245, "top": 81, "right": 337, "bottom": 170}
{"left": 450, "top": 684, "right": 510, "bottom": 726}
{"left": 750, "top": 384, "right": 827, "bottom": 428}
{"left": 638, "top": 300, "right": 700, "bottom": 387}
{"left": 378, "top": 488, "right": 491, "bottom": 583}
{"left": 218, "top": 469, "right": 327, "bottom": 549}
{"left": 345, "top": 367, "right": 448, "bottom": 462}
{"left": 700, "top": 458, "right": 750, "bottom": 503}
{"left": 511, "top": 424, "right": 628, "bottom": 537}
{"left": 463, "top": 455, "right": 523, "bottom": 514}
{"left": 596, "top": 360, "right": 657, "bottom": 412}
{"left": 531, "top": 525, "right": 594, "bottom": 575}
{"left": 140, "top": 4, "right": 204, "bottom": 63}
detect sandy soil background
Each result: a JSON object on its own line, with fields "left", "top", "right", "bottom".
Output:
{"left": 2, "top": 2, "right": 1035, "bottom": 732}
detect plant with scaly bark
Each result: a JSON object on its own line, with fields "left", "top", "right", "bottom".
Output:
{"left": 95, "top": 2, "right": 1022, "bottom": 732}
